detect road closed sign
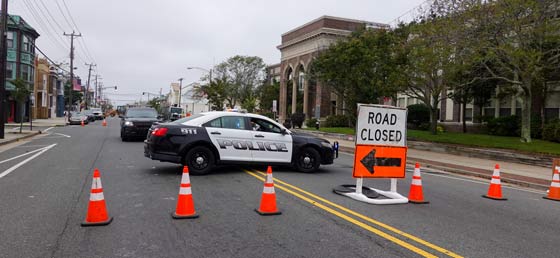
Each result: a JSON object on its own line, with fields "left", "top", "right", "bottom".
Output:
{"left": 356, "top": 105, "right": 407, "bottom": 147}
{"left": 353, "top": 104, "right": 408, "bottom": 178}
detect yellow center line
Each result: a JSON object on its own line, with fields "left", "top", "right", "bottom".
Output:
{"left": 250, "top": 169, "right": 463, "bottom": 258}
{"left": 245, "top": 170, "right": 438, "bottom": 258}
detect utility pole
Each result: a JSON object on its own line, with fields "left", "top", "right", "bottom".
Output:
{"left": 63, "top": 31, "right": 81, "bottom": 113}
{"left": 178, "top": 78, "right": 183, "bottom": 110}
{"left": 94, "top": 74, "right": 98, "bottom": 106}
{"left": 0, "top": 0, "right": 9, "bottom": 139}
{"left": 84, "top": 63, "right": 95, "bottom": 109}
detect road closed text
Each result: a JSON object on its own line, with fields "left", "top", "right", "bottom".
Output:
{"left": 360, "top": 112, "right": 402, "bottom": 142}
{"left": 356, "top": 106, "right": 407, "bottom": 146}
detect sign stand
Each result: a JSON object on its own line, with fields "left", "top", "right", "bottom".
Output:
{"left": 335, "top": 178, "right": 408, "bottom": 205}
{"left": 334, "top": 104, "right": 409, "bottom": 205}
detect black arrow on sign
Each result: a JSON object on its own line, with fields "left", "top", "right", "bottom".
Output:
{"left": 360, "top": 149, "right": 402, "bottom": 175}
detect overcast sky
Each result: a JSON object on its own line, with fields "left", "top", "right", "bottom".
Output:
{"left": 10, "top": 0, "right": 425, "bottom": 105}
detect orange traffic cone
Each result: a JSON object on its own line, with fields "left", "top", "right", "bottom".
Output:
{"left": 102, "top": 119, "right": 107, "bottom": 127}
{"left": 483, "top": 164, "right": 507, "bottom": 200}
{"left": 543, "top": 167, "right": 560, "bottom": 201}
{"left": 255, "top": 166, "right": 281, "bottom": 215}
{"left": 172, "top": 166, "right": 199, "bottom": 219}
{"left": 81, "top": 119, "right": 85, "bottom": 127}
{"left": 81, "top": 168, "right": 113, "bottom": 226}
{"left": 408, "top": 163, "right": 429, "bottom": 204}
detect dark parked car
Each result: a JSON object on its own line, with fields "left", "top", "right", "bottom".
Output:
{"left": 82, "top": 110, "right": 96, "bottom": 122}
{"left": 68, "top": 112, "right": 89, "bottom": 125}
{"left": 120, "top": 107, "right": 160, "bottom": 141}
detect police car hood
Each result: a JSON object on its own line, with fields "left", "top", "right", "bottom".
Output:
{"left": 291, "top": 131, "right": 331, "bottom": 144}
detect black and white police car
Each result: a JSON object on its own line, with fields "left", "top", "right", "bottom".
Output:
{"left": 144, "top": 111, "right": 335, "bottom": 174}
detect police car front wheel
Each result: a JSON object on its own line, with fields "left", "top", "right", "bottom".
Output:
{"left": 295, "top": 147, "right": 320, "bottom": 173}
{"left": 184, "top": 146, "right": 215, "bottom": 175}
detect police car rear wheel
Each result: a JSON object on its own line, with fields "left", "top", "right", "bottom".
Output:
{"left": 295, "top": 147, "right": 320, "bottom": 173}
{"left": 185, "top": 146, "right": 214, "bottom": 175}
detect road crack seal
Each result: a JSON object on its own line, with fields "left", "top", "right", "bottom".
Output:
{"left": 48, "top": 129, "right": 110, "bottom": 258}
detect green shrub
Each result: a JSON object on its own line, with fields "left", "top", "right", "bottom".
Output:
{"left": 531, "top": 115, "right": 543, "bottom": 139}
{"left": 291, "top": 113, "right": 305, "bottom": 129}
{"left": 542, "top": 120, "right": 560, "bottom": 142}
{"left": 407, "top": 104, "right": 430, "bottom": 128}
{"left": 486, "top": 115, "right": 520, "bottom": 136}
{"left": 418, "top": 122, "right": 431, "bottom": 131}
{"left": 306, "top": 118, "right": 318, "bottom": 128}
{"left": 324, "top": 115, "right": 349, "bottom": 127}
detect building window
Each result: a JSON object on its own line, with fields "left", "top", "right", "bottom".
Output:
{"left": 22, "top": 36, "right": 31, "bottom": 52}
{"left": 6, "top": 62, "right": 14, "bottom": 79}
{"left": 20, "top": 64, "right": 32, "bottom": 81}
{"left": 7, "top": 32, "right": 13, "bottom": 48}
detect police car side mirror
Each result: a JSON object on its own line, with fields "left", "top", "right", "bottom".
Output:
{"left": 281, "top": 128, "right": 288, "bottom": 135}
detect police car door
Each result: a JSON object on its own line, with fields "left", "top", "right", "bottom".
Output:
{"left": 249, "top": 117, "right": 293, "bottom": 163}
{"left": 204, "top": 115, "right": 253, "bottom": 162}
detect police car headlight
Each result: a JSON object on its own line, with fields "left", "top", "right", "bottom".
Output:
{"left": 321, "top": 141, "right": 332, "bottom": 148}
{"left": 124, "top": 121, "right": 134, "bottom": 126}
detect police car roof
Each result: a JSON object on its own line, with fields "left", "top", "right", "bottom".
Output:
{"left": 200, "top": 111, "right": 266, "bottom": 118}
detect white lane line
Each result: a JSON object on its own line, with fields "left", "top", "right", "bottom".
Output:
{"left": 44, "top": 127, "right": 54, "bottom": 132}
{"left": 0, "top": 144, "right": 57, "bottom": 179}
{"left": 14, "top": 145, "right": 50, "bottom": 148}
{"left": 0, "top": 147, "right": 47, "bottom": 165}
{"left": 54, "top": 133, "right": 71, "bottom": 138}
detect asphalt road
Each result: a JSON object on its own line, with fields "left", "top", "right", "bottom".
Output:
{"left": 0, "top": 117, "right": 558, "bottom": 258}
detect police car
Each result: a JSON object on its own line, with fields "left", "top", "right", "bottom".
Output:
{"left": 144, "top": 111, "right": 335, "bottom": 174}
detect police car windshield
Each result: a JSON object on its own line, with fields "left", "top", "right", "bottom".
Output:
{"left": 126, "top": 109, "right": 158, "bottom": 118}
{"left": 173, "top": 114, "right": 204, "bottom": 124}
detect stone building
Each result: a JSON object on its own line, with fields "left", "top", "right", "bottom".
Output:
{"left": 276, "top": 16, "right": 388, "bottom": 123}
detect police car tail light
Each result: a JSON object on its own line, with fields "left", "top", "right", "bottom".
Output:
{"left": 152, "top": 127, "right": 168, "bottom": 137}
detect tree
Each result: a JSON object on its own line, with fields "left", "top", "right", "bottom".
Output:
{"left": 11, "top": 78, "right": 31, "bottom": 133}
{"left": 212, "top": 55, "right": 266, "bottom": 109}
{"left": 472, "top": 0, "right": 560, "bottom": 142}
{"left": 147, "top": 97, "right": 163, "bottom": 114}
{"left": 195, "top": 77, "right": 228, "bottom": 111}
{"left": 310, "top": 28, "right": 406, "bottom": 120}
{"left": 257, "top": 80, "right": 280, "bottom": 113}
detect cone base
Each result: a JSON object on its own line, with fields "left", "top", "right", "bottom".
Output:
{"left": 171, "top": 212, "right": 199, "bottom": 219}
{"left": 81, "top": 217, "right": 113, "bottom": 227}
{"left": 255, "top": 208, "right": 281, "bottom": 216}
{"left": 409, "top": 200, "right": 429, "bottom": 204}
{"left": 543, "top": 196, "right": 560, "bottom": 202}
{"left": 482, "top": 195, "right": 507, "bottom": 201}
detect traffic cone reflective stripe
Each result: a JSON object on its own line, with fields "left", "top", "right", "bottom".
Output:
{"left": 544, "top": 168, "right": 560, "bottom": 201}
{"left": 172, "top": 166, "right": 198, "bottom": 219}
{"left": 408, "top": 163, "right": 429, "bottom": 204}
{"left": 81, "top": 169, "right": 113, "bottom": 226}
{"left": 256, "top": 166, "right": 281, "bottom": 215}
{"left": 483, "top": 164, "right": 507, "bottom": 200}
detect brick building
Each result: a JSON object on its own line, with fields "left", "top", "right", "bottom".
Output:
{"left": 276, "top": 16, "right": 388, "bottom": 123}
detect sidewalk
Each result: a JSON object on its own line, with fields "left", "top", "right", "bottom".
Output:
{"left": 296, "top": 129, "right": 553, "bottom": 190}
{"left": 5, "top": 117, "right": 67, "bottom": 128}
{"left": 0, "top": 129, "right": 41, "bottom": 147}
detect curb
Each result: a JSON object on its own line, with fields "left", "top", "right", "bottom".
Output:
{"left": 336, "top": 144, "right": 549, "bottom": 191}
{"left": 0, "top": 131, "right": 41, "bottom": 147}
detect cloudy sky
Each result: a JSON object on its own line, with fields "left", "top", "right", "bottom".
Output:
{"left": 10, "top": 0, "right": 425, "bottom": 105}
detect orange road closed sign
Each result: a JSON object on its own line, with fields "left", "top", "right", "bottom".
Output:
{"left": 353, "top": 145, "right": 407, "bottom": 178}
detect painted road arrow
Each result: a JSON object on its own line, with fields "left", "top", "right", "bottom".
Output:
{"left": 360, "top": 149, "right": 402, "bottom": 174}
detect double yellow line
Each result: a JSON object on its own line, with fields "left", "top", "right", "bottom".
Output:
{"left": 244, "top": 169, "right": 462, "bottom": 258}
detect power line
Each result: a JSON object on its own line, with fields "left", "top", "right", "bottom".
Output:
{"left": 38, "top": 0, "right": 66, "bottom": 32}
{"left": 21, "top": 0, "right": 68, "bottom": 50}
{"left": 54, "top": 0, "right": 73, "bottom": 30}
{"left": 62, "top": 0, "right": 80, "bottom": 32}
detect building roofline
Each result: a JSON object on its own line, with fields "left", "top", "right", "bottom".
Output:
{"left": 281, "top": 15, "right": 389, "bottom": 37}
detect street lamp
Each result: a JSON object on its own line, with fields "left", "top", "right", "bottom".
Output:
{"left": 187, "top": 66, "right": 213, "bottom": 85}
